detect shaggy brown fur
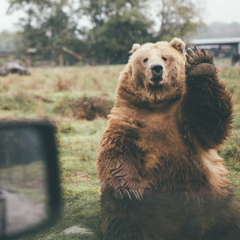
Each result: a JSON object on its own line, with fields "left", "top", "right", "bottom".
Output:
{"left": 97, "top": 38, "right": 240, "bottom": 240}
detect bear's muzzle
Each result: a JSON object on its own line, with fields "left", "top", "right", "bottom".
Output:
{"left": 150, "top": 64, "right": 163, "bottom": 85}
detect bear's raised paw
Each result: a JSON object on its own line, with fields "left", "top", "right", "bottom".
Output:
{"left": 186, "top": 47, "right": 215, "bottom": 77}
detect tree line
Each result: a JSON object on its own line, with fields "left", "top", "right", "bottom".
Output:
{"left": 196, "top": 22, "right": 240, "bottom": 39}
{"left": 5, "top": 0, "right": 203, "bottom": 65}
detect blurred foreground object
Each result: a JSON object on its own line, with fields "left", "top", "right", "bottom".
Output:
{"left": 0, "top": 61, "right": 31, "bottom": 76}
{"left": 0, "top": 119, "right": 61, "bottom": 239}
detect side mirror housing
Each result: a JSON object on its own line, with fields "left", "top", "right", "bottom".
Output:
{"left": 0, "top": 120, "right": 61, "bottom": 239}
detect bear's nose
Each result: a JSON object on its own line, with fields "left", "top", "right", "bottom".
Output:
{"left": 150, "top": 64, "right": 163, "bottom": 77}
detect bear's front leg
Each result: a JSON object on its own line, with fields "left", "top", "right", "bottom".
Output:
{"left": 97, "top": 132, "right": 153, "bottom": 240}
{"left": 97, "top": 132, "right": 149, "bottom": 201}
{"left": 181, "top": 47, "right": 233, "bottom": 149}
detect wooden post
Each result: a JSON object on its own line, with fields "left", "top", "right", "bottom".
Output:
{"left": 26, "top": 54, "right": 32, "bottom": 68}
{"left": 59, "top": 48, "right": 63, "bottom": 66}
{"left": 26, "top": 48, "right": 37, "bottom": 67}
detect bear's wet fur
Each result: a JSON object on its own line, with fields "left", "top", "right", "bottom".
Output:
{"left": 97, "top": 38, "right": 240, "bottom": 240}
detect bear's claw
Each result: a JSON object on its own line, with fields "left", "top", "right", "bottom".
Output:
{"left": 186, "top": 47, "right": 215, "bottom": 77}
{"left": 114, "top": 187, "right": 144, "bottom": 201}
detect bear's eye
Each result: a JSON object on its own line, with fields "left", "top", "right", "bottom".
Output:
{"left": 162, "top": 57, "right": 167, "bottom": 61}
{"left": 143, "top": 58, "right": 148, "bottom": 63}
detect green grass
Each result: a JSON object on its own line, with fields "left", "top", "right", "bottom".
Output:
{"left": 0, "top": 66, "right": 120, "bottom": 240}
{"left": 0, "top": 65, "right": 239, "bottom": 239}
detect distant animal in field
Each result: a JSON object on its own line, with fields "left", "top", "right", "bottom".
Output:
{"left": 0, "top": 61, "right": 31, "bottom": 76}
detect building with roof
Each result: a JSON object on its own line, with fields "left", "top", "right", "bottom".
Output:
{"left": 191, "top": 37, "right": 240, "bottom": 54}
{"left": 191, "top": 37, "right": 240, "bottom": 65}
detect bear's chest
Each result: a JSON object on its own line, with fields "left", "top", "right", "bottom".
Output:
{"left": 135, "top": 110, "right": 194, "bottom": 180}
{"left": 137, "top": 111, "right": 184, "bottom": 155}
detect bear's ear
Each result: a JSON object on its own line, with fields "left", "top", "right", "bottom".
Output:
{"left": 129, "top": 43, "right": 141, "bottom": 54}
{"left": 170, "top": 38, "right": 185, "bottom": 54}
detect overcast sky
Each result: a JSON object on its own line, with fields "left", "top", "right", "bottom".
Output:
{"left": 0, "top": 0, "right": 240, "bottom": 32}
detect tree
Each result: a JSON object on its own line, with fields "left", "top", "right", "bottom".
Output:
{"left": 0, "top": 31, "right": 21, "bottom": 66}
{"left": 78, "top": 0, "right": 153, "bottom": 64}
{"left": 5, "top": 0, "right": 204, "bottom": 65}
{"left": 0, "top": 31, "right": 18, "bottom": 52}
{"left": 80, "top": 0, "right": 148, "bottom": 28}
{"left": 153, "top": 0, "right": 204, "bottom": 41}
{"left": 77, "top": 0, "right": 203, "bottom": 63}
{"left": 86, "top": 11, "right": 153, "bottom": 64}
{"left": 7, "top": 0, "right": 82, "bottom": 64}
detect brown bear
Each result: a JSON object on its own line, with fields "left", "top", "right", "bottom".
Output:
{"left": 97, "top": 38, "right": 240, "bottom": 240}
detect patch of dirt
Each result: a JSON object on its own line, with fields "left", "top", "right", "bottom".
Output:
{"left": 63, "top": 225, "right": 93, "bottom": 235}
{"left": 71, "top": 96, "right": 113, "bottom": 120}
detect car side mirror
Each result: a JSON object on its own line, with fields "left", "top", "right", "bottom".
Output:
{"left": 0, "top": 120, "right": 61, "bottom": 239}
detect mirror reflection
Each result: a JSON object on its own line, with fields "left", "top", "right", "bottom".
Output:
{"left": 0, "top": 127, "right": 48, "bottom": 236}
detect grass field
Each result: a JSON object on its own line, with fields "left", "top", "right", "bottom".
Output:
{"left": 0, "top": 64, "right": 239, "bottom": 239}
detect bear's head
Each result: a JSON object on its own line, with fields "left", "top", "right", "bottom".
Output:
{"left": 117, "top": 38, "right": 186, "bottom": 108}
